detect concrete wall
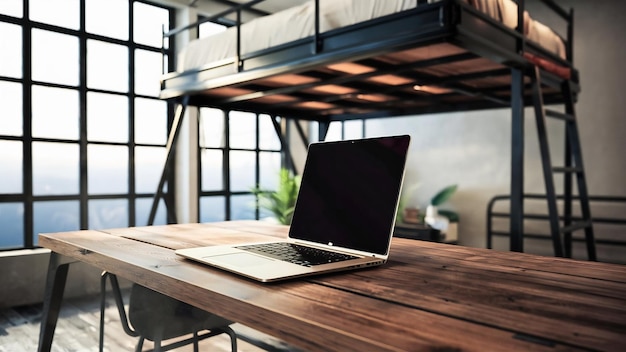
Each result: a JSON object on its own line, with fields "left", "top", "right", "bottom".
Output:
{"left": 363, "top": 0, "right": 626, "bottom": 261}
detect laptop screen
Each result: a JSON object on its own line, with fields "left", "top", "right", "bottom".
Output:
{"left": 289, "top": 135, "right": 410, "bottom": 255}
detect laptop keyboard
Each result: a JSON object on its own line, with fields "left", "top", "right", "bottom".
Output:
{"left": 236, "top": 242, "right": 358, "bottom": 267}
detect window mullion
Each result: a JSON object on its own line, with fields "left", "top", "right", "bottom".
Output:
{"left": 23, "top": 0, "right": 34, "bottom": 248}
{"left": 128, "top": 0, "right": 136, "bottom": 227}
{"left": 79, "top": 0, "right": 88, "bottom": 230}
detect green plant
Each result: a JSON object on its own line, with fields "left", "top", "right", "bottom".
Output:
{"left": 251, "top": 168, "right": 301, "bottom": 225}
{"left": 430, "top": 184, "right": 458, "bottom": 206}
{"left": 430, "top": 184, "right": 459, "bottom": 222}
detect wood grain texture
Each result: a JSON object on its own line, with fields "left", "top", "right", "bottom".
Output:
{"left": 39, "top": 221, "right": 626, "bottom": 352}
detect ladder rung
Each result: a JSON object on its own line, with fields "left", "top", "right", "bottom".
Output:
{"left": 561, "top": 220, "right": 592, "bottom": 234}
{"left": 553, "top": 166, "right": 583, "bottom": 173}
{"left": 545, "top": 109, "right": 574, "bottom": 121}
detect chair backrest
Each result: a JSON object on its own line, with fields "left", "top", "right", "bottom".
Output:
{"left": 128, "top": 283, "right": 233, "bottom": 341}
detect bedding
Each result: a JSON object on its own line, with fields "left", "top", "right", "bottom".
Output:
{"left": 177, "top": 0, "right": 568, "bottom": 77}
{"left": 470, "top": 0, "right": 570, "bottom": 78}
{"left": 179, "top": 0, "right": 418, "bottom": 71}
{"left": 471, "top": 0, "right": 566, "bottom": 58}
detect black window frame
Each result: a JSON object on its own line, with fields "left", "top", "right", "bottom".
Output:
{"left": 0, "top": 0, "right": 176, "bottom": 251}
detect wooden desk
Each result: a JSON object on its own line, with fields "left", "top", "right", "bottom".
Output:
{"left": 38, "top": 221, "right": 626, "bottom": 351}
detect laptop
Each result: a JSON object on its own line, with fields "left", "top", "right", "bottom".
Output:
{"left": 176, "top": 135, "right": 411, "bottom": 282}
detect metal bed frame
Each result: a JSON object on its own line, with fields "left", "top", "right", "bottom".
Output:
{"left": 487, "top": 194, "right": 626, "bottom": 262}
{"left": 152, "top": 0, "right": 582, "bottom": 255}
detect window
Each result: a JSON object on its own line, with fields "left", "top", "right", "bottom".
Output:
{"left": 196, "top": 20, "right": 286, "bottom": 223}
{"left": 309, "top": 120, "right": 366, "bottom": 142}
{"left": 194, "top": 10, "right": 363, "bottom": 222}
{"left": 0, "top": 0, "right": 174, "bottom": 250}
{"left": 198, "top": 108, "right": 283, "bottom": 222}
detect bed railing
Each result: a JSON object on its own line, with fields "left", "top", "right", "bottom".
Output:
{"left": 486, "top": 194, "right": 626, "bottom": 262}
{"left": 160, "top": 0, "right": 324, "bottom": 75}
{"left": 539, "top": 0, "right": 574, "bottom": 64}
{"left": 163, "top": 0, "right": 574, "bottom": 79}
{"left": 512, "top": 0, "right": 574, "bottom": 66}
{"left": 160, "top": 0, "right": 270, "bottom": 75}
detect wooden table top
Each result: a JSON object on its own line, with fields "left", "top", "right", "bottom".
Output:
{"left": 39, "top": 220, "right": 626, "bottom": 352}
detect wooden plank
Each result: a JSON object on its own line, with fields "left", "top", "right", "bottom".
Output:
{"left": 401, "top": 239, "right": 626, "bottom": 281}
{"left": 314, "top": 266, "right": 625, "bottom": 351}
{"left": 389, "top": 240, "right": 626, "bottom": 300}
{"left": 309, "top": 240, "right": 626, "bottom": 351}
{"left": 38, "top": 223, "right": 626, "bottom": 351}
{"left": 37, "top": 230, "right": 577, "bottom": 351}
{"left": 101, "top": 221, "right": 288, "bottom": 250}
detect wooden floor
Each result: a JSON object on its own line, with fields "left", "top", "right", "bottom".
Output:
{"left": 0, "top": 289, "right": 301, "bottom": 352}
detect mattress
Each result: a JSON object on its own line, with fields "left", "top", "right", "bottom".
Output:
{"left": 471, "top": 0, "right": 566, "bottom": 58}
{"left": 177, "top": 0, "right": 567, "bottom": 75}
{"left": 178, "top": 0, "right": 419, "bottom": 71}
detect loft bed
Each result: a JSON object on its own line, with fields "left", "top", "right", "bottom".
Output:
{"left": 154, "top": 0, "right": 581, "bottom": 253}
{"left": 160, "top": 0, "right": 577, "bottom": 121}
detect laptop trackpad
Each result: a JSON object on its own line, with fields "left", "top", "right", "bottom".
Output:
{"left": 205, "top": 252, "right": 273, "bottom": 268}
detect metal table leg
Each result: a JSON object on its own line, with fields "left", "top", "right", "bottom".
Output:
{"left": 37, "top": 252, "right": 75, "bottom": 352}
{"left": 510, "top": 68, "right": 525, "bottom": 253}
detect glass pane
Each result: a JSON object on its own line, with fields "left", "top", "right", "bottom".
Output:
{"left": 309, "top": 121, "right": 319, "bottom": 142}
{"left": 88, "top": 145, "right": 128, "bottom": 194}
{"left": 32, "top": 29, "right": 78, "bottom": 86}
{"left": 30, "top": 0, "right": 79, "bottom": 30}
{"left": 33, "top": 200, "right": 80, "bottom": 245}
{"left": 32, "top": 86, "right": 79, "bottom": 140}
{"left": 0, "top": 22, "right": 22, "bottom": 78}
{"left": 32, "top": 142, "right": 79, "bottom": 195}
{"left": 199, "top": 21, "right": 226, "bottom": 38}
{"left": 0, "top": 203, "right": 24, "bottom": 249}
{"left": 0, "top": 141, "right": 22, "bottom": 193}
{"left": 199, "top": 196, "right": 225, "bottom": 223}
{"left": 86, "top": 0, "right": 128, "bottom": 40}
{"left": 135, "top": 98, "right": 167, "bottom": 145}
{"left": 324, "top": 121, "right": 343, "bottom": 141}
{"left": 259, "top": 114, "right": 281, "bottom": 150}
{"left": 0, "top": 1, "right": 22, "bottom": 17}
{"left": 259, "top": 152, "right": 281, "bottom": 190}
{"left": 87, "top": 39, "right": 128, "bottom": 92}
{"left": 163, "top": 54, "right": 169, "bottom": 74}
{"left": 229, "top": 111, "right": 256, "bottom": 149}
{"left": 87, "top": 92, "right": 128, "bottom": 143}
{"left": 89, "top": 199, "right": 128, "bottom": 230}
{"left": 136, "top": 197, "right": 166, "bottom": 226}
{"left": 0, "top": 81, "right": 23, "bottom": 136}
{"left": 135, "top": 49, "right": 163, "bottom": 97}
{"left": 229, "top": 150, "right": 256, "bottom": 192}
{"left": 135, "top": 146, "right": 165, "bottom": 194}
{"left": 134, "top": 2, "right": 169, "bottom": 48}
{"left": 201, "top": 149, "right": 223, "bottom": 191}
{"left": 231, "top": 194, "right": 255, "bottom": 220}
{"left": 344, "top": 120, "right": 364, "bottom": 140}
{"left": 199, "top": 108, "right": 225, "bottom": 148}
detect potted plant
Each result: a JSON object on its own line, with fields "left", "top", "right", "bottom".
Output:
{"left": 251, "top": 168, "right": 301, "bottom": 225}
{"left": 424, "top": 184, "right": 459, "bottom": 241}
{"left": 427, "top": 184, "right": 459, "bottom": 221}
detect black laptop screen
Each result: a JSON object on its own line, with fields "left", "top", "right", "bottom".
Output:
{"left": 289, "top": 135, "right": 410, "bottom": 255}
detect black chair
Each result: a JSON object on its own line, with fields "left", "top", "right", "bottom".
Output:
{"left": 99, "top": 272, "right": 237, "bottom": 352}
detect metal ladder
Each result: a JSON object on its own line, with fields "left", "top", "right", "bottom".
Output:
{"left": 530, "top": 66, "right": 596, "bottom": 261}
